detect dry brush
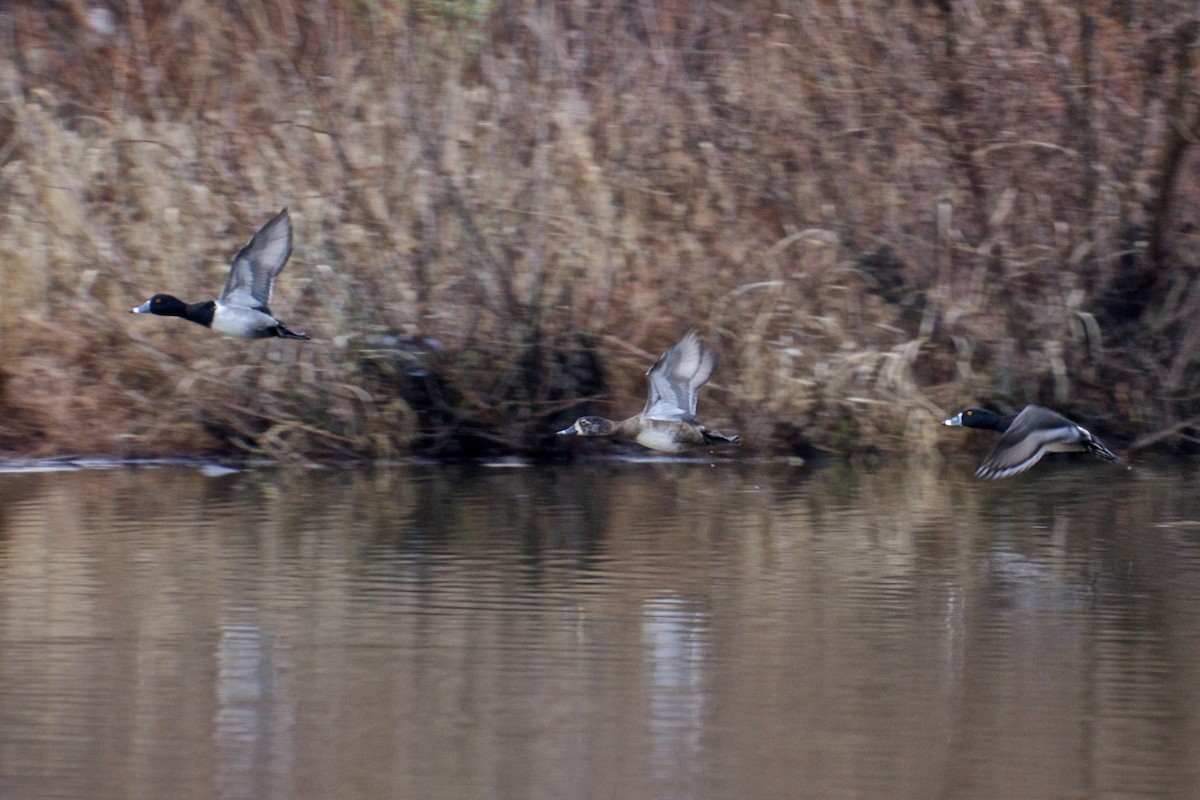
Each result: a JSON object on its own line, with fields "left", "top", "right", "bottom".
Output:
{"left": 0, "top": 1, "right": 1197, "bottom": 461}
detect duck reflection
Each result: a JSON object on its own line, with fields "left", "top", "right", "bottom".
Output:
{"left": 643, "top": 596, "right": 708, "bottom": 789}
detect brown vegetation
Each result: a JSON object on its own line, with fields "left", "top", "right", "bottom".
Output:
{"left": 0, "top": 1, "right": 1198, "bottom": 461}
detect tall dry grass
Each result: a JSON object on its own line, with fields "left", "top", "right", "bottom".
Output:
{"left": 0, "top": 1, "right": 1197, "bottom": 460}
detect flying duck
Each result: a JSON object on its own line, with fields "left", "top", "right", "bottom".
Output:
{"left": 131, "top": 208, "right": 309, "bottom": 340}
{"left": 557, "top": 329, "right": 740, "bottom": 452}
{"left": 943, "top": 404, "right": 1118, "bottom": 479}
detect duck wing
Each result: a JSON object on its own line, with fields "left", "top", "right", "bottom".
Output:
{"left": 976, "top": 405, "right": 1085, "bottom": 479}
{"left": 642, "top": 329, "right": 716, "bottom": 421}
{"left": 219, "top": 208, "right": 293, "bottom": 311}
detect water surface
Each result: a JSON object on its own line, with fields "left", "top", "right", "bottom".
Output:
{"left": 1, "top": 458, "right": 1198, "bottom": 799}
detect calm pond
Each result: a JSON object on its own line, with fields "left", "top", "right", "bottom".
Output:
{"left": 1, "top": 458, "right": 1198, "bottom": 799}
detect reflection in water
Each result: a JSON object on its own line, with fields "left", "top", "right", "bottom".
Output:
{"left": 0, "top": 461, "right": 1197, "bottom": 799}
{"left": 216, "top": 613, "right": 272, "bottom": 800}
{"left": 644, "top": 597, "right": 706, "bottom": 793}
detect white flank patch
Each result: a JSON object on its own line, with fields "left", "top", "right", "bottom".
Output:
{"left": 636, "top": 428, "right": 687, "bottom": 453}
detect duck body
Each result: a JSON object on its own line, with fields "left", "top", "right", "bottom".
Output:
{"left": 131, "top": 295, "right": 307, "bottom": 339}
{"left": 943, "top": 404, "right": 1118, "bottom": 479}
{"left": 561, "top": 414, "right": 739, "bottom": 453}
{"left": 131, "top": 208, "right": 309, "bottom": 340}
{"left": 557, "top": 329, "right": 740, "bottom": 453}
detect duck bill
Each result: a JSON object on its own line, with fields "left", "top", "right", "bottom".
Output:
{"left": 942, "top": 413, "right": 964, "bottom": 426}
{"left": 130, "top": 300, "right": 152, "bottom": 314}
{"left": 556, "top": 425, "right": 578, "bottom": 436}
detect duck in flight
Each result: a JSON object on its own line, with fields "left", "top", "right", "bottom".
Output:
{"left": 557, "top": 329, "right": 740, "bottom": 452}
{"left": 131, "top": 208, "right": 309, "bottom": 340}
{"left": 943, "top": 404, "right": 1118, "bottom": 479}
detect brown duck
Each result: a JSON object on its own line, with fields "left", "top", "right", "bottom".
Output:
{"left": 557, "top": 329, "right": 740, "bottom": 452}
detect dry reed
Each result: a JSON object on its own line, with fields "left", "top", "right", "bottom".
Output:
{"left": 0, "top": 1, "right": 1198, "bottom": 461}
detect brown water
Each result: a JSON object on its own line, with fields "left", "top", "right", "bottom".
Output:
{"left": 0, "top": 458, "right": 1198, "bottom": 799}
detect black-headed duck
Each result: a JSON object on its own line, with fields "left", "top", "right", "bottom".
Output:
{"left": 557, "top": 329, "right": 740, "bottom": 453}
{"left": 131, "top": 208, "right": 309, "bottom": 340}
{"left": 943, "top": 404, "right": 1118, "bottom": 479}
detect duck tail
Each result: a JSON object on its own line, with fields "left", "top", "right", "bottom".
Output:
{"left": 276, "top": 325, "right": 311, "bottom": 341}
{"left": 1085, "top": 436, "right": 1119, "bottom": 462}
{"left": 702, "top": 428, "right": 741, "bottom": 446}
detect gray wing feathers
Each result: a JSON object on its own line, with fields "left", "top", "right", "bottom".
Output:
{"left": 1010, "top": 405, "right": 1076, "bottom": 432}
{"left": 642, "top": 329, "right": 717, "bottom": 421}
{"left": 220, "top": 208, "right": 293, "bottom": 310}
{"left": 978, "top": 425, "right": 1071, "bottom": 478}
